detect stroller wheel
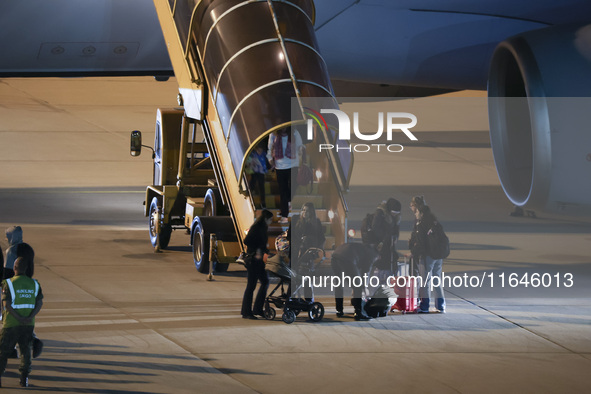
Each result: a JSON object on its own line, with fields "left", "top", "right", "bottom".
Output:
{"left": 264, "top": 307, "right": 276, "bottom": 320}
{"left": 282, "top": 309, "right": 296, "bottom": 324}
{"left": 308, "top": 302, "right": 325, "bottom": 322}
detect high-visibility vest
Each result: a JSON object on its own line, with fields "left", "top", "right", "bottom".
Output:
{"left": 4, "top": 276, "right": 39, "bottom": 328}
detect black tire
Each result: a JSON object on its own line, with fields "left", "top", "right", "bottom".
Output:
{"left": 282, "top": 309, "right": 296, "bottom": 324}
{"left": 204, "top": 188, "right": 228, "bottom": 217}
{"left": 308, "top": 302, "right": 325, "bottom": 322}
{"left": 264, "top": 303, "right": 276, "bottom": 320}
{"left": 192, "top": 217, "right": 210, "bottom": 274}
{"left": 203, "top": 189, "right": 228, "bottom": 273}
{"left": 192, "top": 216, "right": 236, "bottom": 274}
{"left": 149, "top": 197, "right": 171, "bottom": 249}
{"left": 204, "top": 194, "right": 215, "bottom": 217}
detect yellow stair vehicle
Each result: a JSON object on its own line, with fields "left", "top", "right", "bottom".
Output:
{"left": 131, "top": 0, "right": 353, "bottom": 274}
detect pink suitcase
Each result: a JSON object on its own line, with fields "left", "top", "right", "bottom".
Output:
{"left": 390, "top": 276, "right": 417, "bottom": 313}
{"left": 389, "top": 257, "right": 417, "bottom": 313}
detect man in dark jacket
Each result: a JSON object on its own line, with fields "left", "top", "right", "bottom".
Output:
{"left": 371, "top": 198, "right": 401, "bottom": 273}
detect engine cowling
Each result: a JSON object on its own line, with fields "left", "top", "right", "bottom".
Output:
{"left": 488, "top": 23, "right": 591, "bottom": 215}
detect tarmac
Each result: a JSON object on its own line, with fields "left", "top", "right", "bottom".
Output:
{"left": 0, "top": 77, "right": 590, "bottom": 393}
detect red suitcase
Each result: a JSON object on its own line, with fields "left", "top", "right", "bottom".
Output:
{"left": 389, "top": 257, "right": 417, "bottom": 313}
{"left": 390, "top": 276, "right": 417, "bottom": 313}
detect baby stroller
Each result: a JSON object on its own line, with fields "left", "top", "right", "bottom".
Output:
{"left": 263, "top": 233, "right": 325, "bottom": 324}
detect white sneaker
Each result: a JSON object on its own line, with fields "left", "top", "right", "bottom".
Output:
{"left": 279, "top": 217, "right": 289, "bottom": 224}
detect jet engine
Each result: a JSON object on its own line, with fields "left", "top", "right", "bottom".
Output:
{"left": 488, "top": 23, "right": 591, "bottom": 215}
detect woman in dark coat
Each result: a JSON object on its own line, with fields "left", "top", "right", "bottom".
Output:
{"left": 241, "top": 209, "right": 274, "bottom": 319}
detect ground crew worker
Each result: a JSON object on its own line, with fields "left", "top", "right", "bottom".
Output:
{"left": 0, "top": 257, "right": 44, "bottom": 388}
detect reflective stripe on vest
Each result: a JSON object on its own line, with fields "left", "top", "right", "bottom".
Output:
{"left": 6, "top": 278, "right": 39, "bottom": 310}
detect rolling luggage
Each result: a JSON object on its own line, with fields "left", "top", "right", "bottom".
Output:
{"left": 390, "top": 257, "right": 417, "bottom": 313}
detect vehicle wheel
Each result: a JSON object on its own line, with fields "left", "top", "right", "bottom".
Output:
{"left": 204, "top": 199, "right": 214, "bottom": 218}
{"left": 282, "top": 309, "right": 296, "bottom": 324}
{"left": 192, "top": 216, "right": 236, "bottom": 274}
{"left": 149, "top": 197, "right": 171, "bottom": 249}
{"left": 204, "top": 188, "right": 229, "bottom": 217}
{"left": 308, "top": 302, "right": 325, "bottom": 322}
{"left": 192, "top": 218, "right": 210, "bottom": 274}
{"left": 264, "top": 303, "right": 276, "bottom": 320}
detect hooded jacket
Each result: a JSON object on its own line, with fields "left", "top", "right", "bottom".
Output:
{"left": 5, "top": 226, "right": 23, "bottom": 270}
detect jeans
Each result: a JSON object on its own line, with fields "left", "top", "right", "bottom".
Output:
{"left": 417, "top": 255, "right": 445, "bottom": 312}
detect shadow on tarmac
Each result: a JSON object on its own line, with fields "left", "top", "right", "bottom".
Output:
{"left": 3, "top": 339, "right": 269, "bottom": 392}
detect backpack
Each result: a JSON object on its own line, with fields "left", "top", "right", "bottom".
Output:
{"left": 426, "top": 221, "right": 450, "bottom": 259}
{"left": 360, "top": 213, "right": 379, "bottom": 244}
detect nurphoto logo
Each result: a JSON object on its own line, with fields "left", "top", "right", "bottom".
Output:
{"left": 305, "top": 108, "right": 418, "bottom": 153}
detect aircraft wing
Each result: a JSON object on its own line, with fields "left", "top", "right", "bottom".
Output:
{"left": 2, "top": 0, "right": 588, "bottom": 85}
{"left": 0, "top": 0, "right": 172, "bottom": 77}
